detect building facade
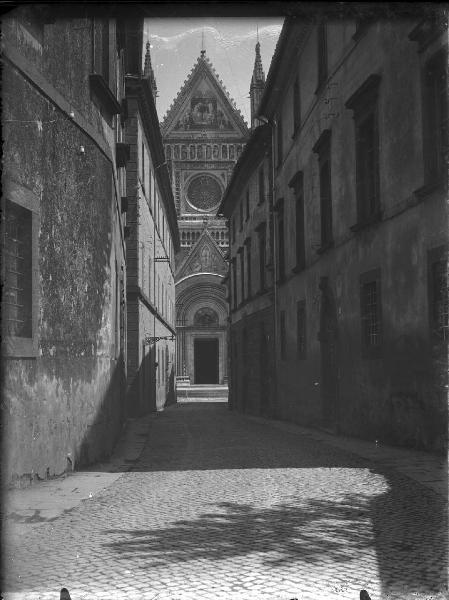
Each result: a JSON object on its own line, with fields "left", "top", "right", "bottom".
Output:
{"left": 124, "top": 43, "right": 180, "bottom": 415}
{"left": 224, "top": 15, "right": 448, "bottom": 454}
{"left": 161, "top": 49, "right": 249, "bottom": 385}
{"left": 2, "top": 7, "right": 142, "bottom": 484}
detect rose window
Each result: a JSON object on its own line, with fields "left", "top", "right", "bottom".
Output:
{"left": 187, "top": 175, "right": 222, "bottom": 211}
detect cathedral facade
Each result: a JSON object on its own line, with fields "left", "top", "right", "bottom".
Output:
{"left": 161, "top": 49, "right": 249, "bottom": 385}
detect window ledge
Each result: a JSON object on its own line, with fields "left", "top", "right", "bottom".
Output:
{"left": 292, "top": 264, "right": 305, "bottom": 275}
{"left": 316, "top": 241, "right": 334, "bottom": 255}
{"left": 350, "top": 211, "right": 382, "bottom": 232}
{"left": 89, "top": 73, "right": 122, "bottom": 116}
{"left": 3, "top": 336, "right": 37, "bottom": 358}
{"left": 414, "top": 179, "right": 446, "bottom": 200}
{"left": 352, "top": 24, "right": 369, "bottom": 42}
{"left": 291, "top": 124, "right": 300, "bottom": 141}
{"left": 314, "top": 79, "right": 327, "bottom": 97}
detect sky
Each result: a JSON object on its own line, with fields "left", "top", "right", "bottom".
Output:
{"left": 144, "top": 18, "right": 284, "bottom": 126}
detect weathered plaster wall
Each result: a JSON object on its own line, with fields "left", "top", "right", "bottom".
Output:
{"left": 2, "top": 27, "right": 126, "bottom": 485}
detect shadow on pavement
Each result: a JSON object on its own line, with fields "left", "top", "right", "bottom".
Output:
{"left": 115, "top": 401, "right": 448, "bottom": 599}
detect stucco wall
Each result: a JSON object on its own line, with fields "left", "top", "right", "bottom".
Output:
{"left": 2, "top": 15, "right": 127, "bottom": 485}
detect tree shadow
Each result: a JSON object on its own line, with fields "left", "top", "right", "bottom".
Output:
{"left": 102, "top": 476, "right": 447, "bottom": 598}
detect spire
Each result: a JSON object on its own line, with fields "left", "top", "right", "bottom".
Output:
{"left": 249, "top": 36, "right": 266, "bottom": 129}
{"left": 143, "top": 40, "right": 158, "bottom": 102}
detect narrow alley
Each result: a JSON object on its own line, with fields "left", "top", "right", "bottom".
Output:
{"left": 3, "top": 399, "right": 447, "bottom": 600}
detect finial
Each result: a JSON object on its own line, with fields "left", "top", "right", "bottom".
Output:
{"left": 257, "top": 25, "right": 259, "bottom": 44}
{"left": 201, "top": 28, "right": 206, "bottom": 57}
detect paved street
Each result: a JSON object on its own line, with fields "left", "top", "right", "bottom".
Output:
{"left": 3, "top": 400, "right": 448, "bottom": 600}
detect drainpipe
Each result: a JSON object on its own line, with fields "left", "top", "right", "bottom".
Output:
{"left": 258, "top": 116, "right": 278, "bottom": 417}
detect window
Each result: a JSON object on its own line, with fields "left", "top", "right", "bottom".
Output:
{"left": 3, "top": 200, "right": 32, "bottom": 339}
{"left": 141, "top": 142, "right": 145, "bottom": 190}
{"left": 276, "top": 199, "right": 285, "bottom": 281}
{"left": 313, "top": 129, "right": 333, "bottom": 250}
{"left": 346, "top": 75, "right": 381, "bottom": 227}
{"left": 293, "top": 75, "right": 301, "bottom": 133}
{"left": 317, "top": 20, "right": 328, "bottom": 92}
{"left": 239, "top": 202, "right": 243, "bottom": 231}
{"left": 428, "top": 246, "right": 448, "bottom": 341}
{"left": 245, "top": 189, "right": 250, "bottom": 221}
{"left": 276, "top": 116, "right": 283, "bottom": 167}
{"left": 280, "top": 310, "right": 286, "bottom": 360}
{"left": 297, "top": 300, "right": 307, "bottom": 359}
{"left": 258, "top": 166, "right": 265, "bottom": 204}
{"left": 232, "top": 257, "right": 237, "bottom": 309}
{"left": 289, "top": 171, "right": 305, "bottom": 271}
{"left": 239, "top": 247, "right": 245, "bottom": 303}
{"left": 2, "top": 182, "right": 39, "bottom": 357}
{"left": 245, "top": 238, "right": 252, "bottom": 299}
{"left": 423, "top": 50, "right": 448, "bottom": 183}
{"left": 257, "top": 222, "right": 266, "bottom": 292}
{"left": 360, "top": 269, "right": 382, "bottom": 358}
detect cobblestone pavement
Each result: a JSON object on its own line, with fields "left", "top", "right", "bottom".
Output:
{"left": 3, "top": 401, "right": 448, "bottom": 600}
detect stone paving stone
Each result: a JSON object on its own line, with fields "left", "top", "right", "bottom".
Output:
{"left": 2, "top": 401, "right": 448, "bottom": 600}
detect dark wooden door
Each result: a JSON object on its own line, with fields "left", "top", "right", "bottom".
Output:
{"left": 194, "top": 338, "right": 219, "bottom": 384}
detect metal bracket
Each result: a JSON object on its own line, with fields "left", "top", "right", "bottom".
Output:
{"left": 145, "top": 334, "right": 176, "bottom": 345}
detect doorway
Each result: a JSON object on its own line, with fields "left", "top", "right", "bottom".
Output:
{"left": 194, "top": 338, "right": 219, "bottom": 384}
{"left": 319, "top": 277, "right": 338, "bottom": 425}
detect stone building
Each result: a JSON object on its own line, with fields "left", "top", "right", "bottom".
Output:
{"left": 161, "top": 49, "right": 249, "bottom": 385}
{"left": 1, "top": 7, "right": 142, "bottom": 484}
{"left": 124, "top": 43, "right": 180, "bottom": 415}
{"left": 222, "top": 14, "right": 448, "bottom": 453}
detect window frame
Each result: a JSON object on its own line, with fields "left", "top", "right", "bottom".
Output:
{"left": 289, "top": 171, "right": 306, "bottom": 272}
{"left": 316, "top": 20, "right": 328, "bottom": 94}
{"left": 280, "top": 310, "right": 287, "bottom": 360}
{"left": 2, "top": 179, "right": 40, "bottom": 358}
{"left": 276, "top": 199, "right": 285, "bottom": 282}
{"left": 256, "top": 222, "right": 267, "bottom": 293}
{"left": 359, "top": 268, "right": 382, "bottom": 359}
{"left": 346, "top": 74, "right": 382, "bottom": 229}
{"left": 428, "top": 245, "right": 448, "bottom": 343}
{"left": 312, "top": 129, "right": 333, "bottom": 252}
{"left": 296, "top": 300, "right": 307, "bottom": 359}
{"left": 422, "top": 49, "right": 448, "bottom": 186}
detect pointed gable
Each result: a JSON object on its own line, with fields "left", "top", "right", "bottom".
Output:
{"left": 161, "top": 53, "right": 249, "bottom": 138}
{"left": 176, "top": 229, "right": 227, "bottom": 281}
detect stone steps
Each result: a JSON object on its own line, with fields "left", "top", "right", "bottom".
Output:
{"left": 176, "top": 384, "right": 229, "bottom": 399}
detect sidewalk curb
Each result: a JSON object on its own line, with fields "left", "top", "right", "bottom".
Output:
{"left": 243, "top": 413, "right": 447, "bottom": 498}
{"left": 3, "top": 412, "right": 156, "bottom": 529}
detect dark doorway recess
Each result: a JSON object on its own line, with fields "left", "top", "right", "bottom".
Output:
{"left": 194, "top": 338, "right": 219, "bottom": 384}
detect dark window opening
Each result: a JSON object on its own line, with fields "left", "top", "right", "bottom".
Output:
{"left": 280, "top": 310, "right": 287, "bottom": 360}
{"left": 293, "top": 76, "right": 301, "bottom": 133}
{"left": 245, "top": 239, "right": 252, "bottom": 299}
{"left": 258, "top": 225, "right": 266, "bottom": 292}
{"left": 423, "top": 50, "right": 448, "bottom": 183}
{"left": 239, "top": 248, "right": 245, "bottom": 303}
{"left": 259, "top": 166, "right": 265, "bottom": 204}
{"left": 355, "top": 110, "right": 380, "bottom": 223}
{"left": 277, "top": 200, "right": 285, "bottom": 281}
{"left": 246, "top": 189, "right": 250, "bottom": 220}
{"left": 317, "top": 21, "right": 328, "bottom": 91}
{"left": 3, "top": 200, "right": 33, "bottom": 338}
{"left": 313, "top": 131, "right": 333, "bottom": 250}
{"left": 289, "top": 172, "right": 305, "bottom": 271}
{"left": 239, "top": 202, "right": 243, "bottom": 231}
{"left": 277, "top": 116, "right": 283, "bottom": 167}
{"left": 297, "top": 300, "right": 307, "bottom": 359}
{"left": 431, "top": 258, "right": 448, "bottom": 341}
